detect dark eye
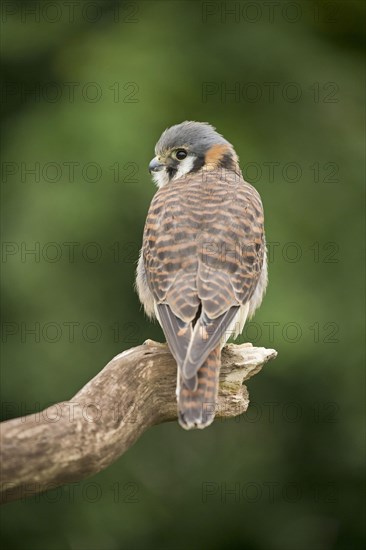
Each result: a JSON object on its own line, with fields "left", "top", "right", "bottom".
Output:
{"left": 175, "top": 149, "right": 187, "bottom": 160}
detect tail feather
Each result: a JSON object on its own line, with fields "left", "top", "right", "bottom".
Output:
{"left": 178, "top": 346, "right": 221, "bottom": 430}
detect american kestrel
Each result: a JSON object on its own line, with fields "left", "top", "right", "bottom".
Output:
{"left": 136, "top": 121, "right": 267, "bottom": 430}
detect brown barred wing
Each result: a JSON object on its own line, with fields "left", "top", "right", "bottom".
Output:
{"left": 196, "top": 172, "right": 265, "bottom": 318}
{"left": 143, "top": 170, "right": 265, "bottom": 382}
{"left": 142, "top": 181, "right": 200, "bottom": 321}
{"left": 142, "top": 181, "right": 200, "bottom": 370}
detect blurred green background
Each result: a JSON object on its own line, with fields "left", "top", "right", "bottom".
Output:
{"left": 1, "top": 1, "right": 365, "bottom": 549}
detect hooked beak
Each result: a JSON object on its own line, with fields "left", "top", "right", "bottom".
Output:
{"left": 149, "top": 157, "right": 165, "bottom": 173}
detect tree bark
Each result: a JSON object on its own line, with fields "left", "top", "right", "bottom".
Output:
{"left": 0, "top": 340, "right": 277, "bottom": 504}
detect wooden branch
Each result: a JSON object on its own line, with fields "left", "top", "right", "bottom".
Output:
{"left": 0, "top": 340, "right": 277, "bottom": 504}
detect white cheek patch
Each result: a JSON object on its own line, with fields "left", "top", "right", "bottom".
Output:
{"left": 173, "top": 155, "right": 195, "bottom": 180}
{"left": 151, "top": 155, "right": 196, "bottom": 187}
{"left": 152, "top": 170, "right": 170, "bottom": 188}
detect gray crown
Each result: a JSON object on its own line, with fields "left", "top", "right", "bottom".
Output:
{"left": 155, "top": 121, "right": 231, "bottom": 156}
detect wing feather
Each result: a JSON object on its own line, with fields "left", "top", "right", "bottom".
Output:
{"left": 182, "top": 306, "right": 239, "bottom": 380}
{"left": 142, "top": 169, "right": 266, "bottom": 377}
{"left": 156, "top": 303, "right": 192, "bottom": 367}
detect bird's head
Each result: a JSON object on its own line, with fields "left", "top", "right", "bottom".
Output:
{"left": 149, "top": 121, "right": 239, "bottom": 187}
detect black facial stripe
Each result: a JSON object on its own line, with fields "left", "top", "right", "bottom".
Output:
{"left": 167, "top": 166, "right": 177, "bottom": 179}
{"left": 192, "top": 155, "right": 205, "bottom": 173}
{"left": 218, "top": 152, "right": 236, "bottom": 171}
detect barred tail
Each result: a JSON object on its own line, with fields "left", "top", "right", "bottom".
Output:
{"left": 178, "top": 346, "right": 221, "bottom": 430}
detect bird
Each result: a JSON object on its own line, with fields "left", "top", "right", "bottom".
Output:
{"left": 136, "top": 121, "right": 267, "bottom": 430}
